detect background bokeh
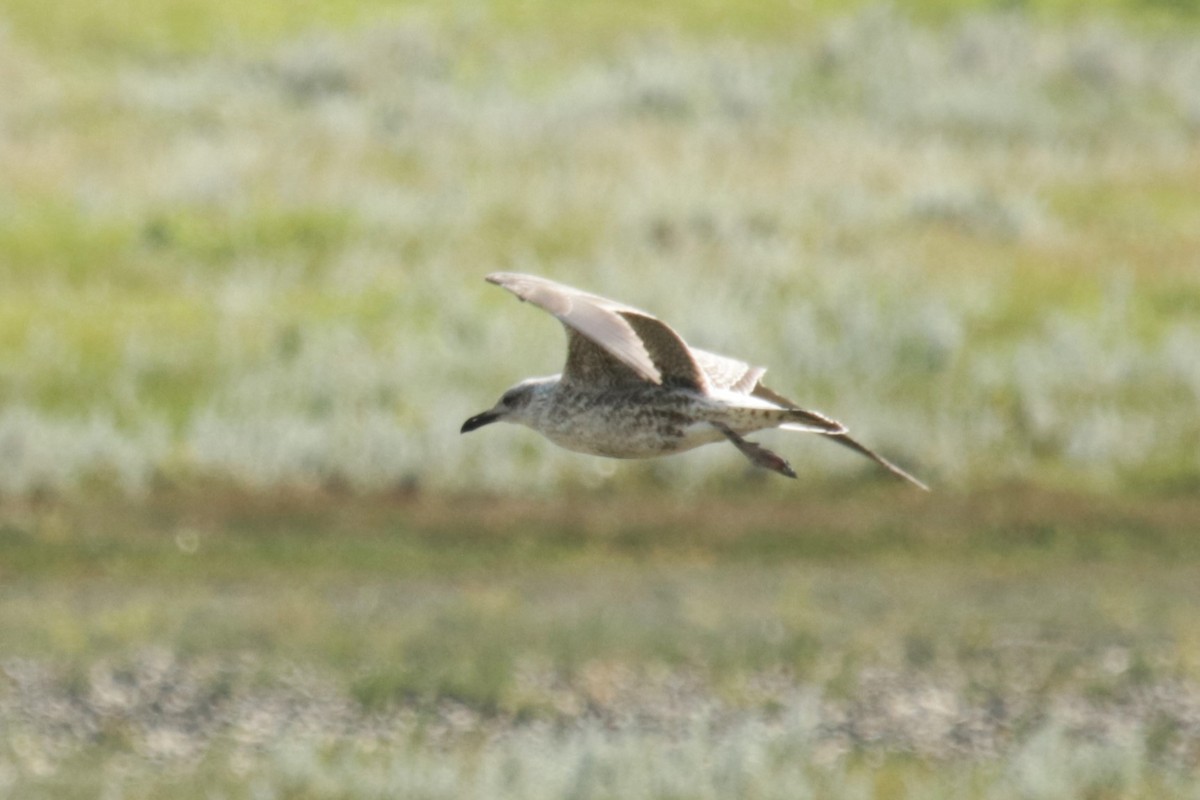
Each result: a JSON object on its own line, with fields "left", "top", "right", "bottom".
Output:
{"left": 3, "top": 0, "right": 1199, "bottom": 496}
{"left": 1, "top": 1, "right": 1199, "bottom": 797}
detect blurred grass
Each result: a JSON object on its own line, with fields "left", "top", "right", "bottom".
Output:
{"left": 2, "top": 1, "right": 1200, "bottom": 793}
{"left": 2, "top": 487, "right": 1200, "bottom": 796}
{"left": 4, "top": 0, "right": 1199, "bottom": 62}
{"left": 3, "top": 486, "right": 1199, "bottom": 695}
{"left": 3, "top": 0, "right": 1200, "bottom": 495}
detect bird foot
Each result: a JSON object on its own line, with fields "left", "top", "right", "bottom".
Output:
{"left": 712, "top": 423, "right": 797, "bottom": 479}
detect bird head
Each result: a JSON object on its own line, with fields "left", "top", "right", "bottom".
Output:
{"left": 461, "top": 377, "right": 555, "bottom": 433}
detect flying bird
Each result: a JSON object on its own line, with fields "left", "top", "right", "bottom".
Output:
{"left": 462, "top": 273, "right": 928, "bottom": 490}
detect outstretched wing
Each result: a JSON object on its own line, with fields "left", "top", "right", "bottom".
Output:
{"left": 821, "top": 432, "right": 931, "bottom": 491}
{"left": 485, "top": 273, "right": 707, "bottom": 390}
{"left": 690, "top": 348, "right": 766, "bottom": 394}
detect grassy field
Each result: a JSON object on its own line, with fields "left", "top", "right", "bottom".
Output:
{"left": 3, "top": 0, "right": 1200, "bottom": 496}
{"left": 2, "top": 0, "right": 1200, "bottom": 796}
{"left": 2, "top": 488, "right": 1200, "bottom": 798}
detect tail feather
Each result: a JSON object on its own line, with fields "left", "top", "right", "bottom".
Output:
{"left": 777, "top": 409, "right": 846, "bottom": 435}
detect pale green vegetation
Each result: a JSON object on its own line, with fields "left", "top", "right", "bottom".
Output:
{"left": 2, "top": 491, "right": 1200, "bottom": 798}
{"left": 2, "top": 0, "right": 1200, "bottom": 497}
{"left": 2, "top": 0, "right": 1200, "bottom": 797}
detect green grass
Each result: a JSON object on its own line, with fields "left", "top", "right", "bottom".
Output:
{"left": 3, "top": 3, "right": 1200, "bottom": 494}
{"left": 3, "top": 486, "right": 1199, "bottom": 690}
{"left": 5, "top": 0, "right": 1199, "bottom": 62}
{"left": 2, "top": 2, "right": 1200, "bottom": 794}
{"left": 2, "top": 488, "right": 1200, "bottom": 797}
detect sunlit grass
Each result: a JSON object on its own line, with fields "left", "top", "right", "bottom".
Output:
{"left": 2, "top": 490, "right": 1200, "bottom": 796}
{"left": 2, "top": 2, "right": 1199, "bottom": 796}
{"left": 3, "top": 488, "right": 1199, "bottom": 676}
{"left": 3, "top": 4, "right": 1200, "bottom": 495}
{"left": 5, "top": 0, "right": 1199, "bottom": 63}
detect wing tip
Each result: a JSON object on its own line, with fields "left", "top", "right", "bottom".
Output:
{"left": 896, "top": 470, "right": 932, "bottom": 492}
{"left": 823, "top": 433, "right": 931, "bottom": 492}
{"left": 485, "top": 272, "right": 535, "bottom": 304}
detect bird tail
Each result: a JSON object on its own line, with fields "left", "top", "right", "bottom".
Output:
{"left": 775, "top": 408, "right": 847, "bottom": 435}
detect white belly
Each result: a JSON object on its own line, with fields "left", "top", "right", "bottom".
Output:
{"left": 525, "top": 387, "right": 779, "bottom": 459}
{"left": 541, "top": 417, "right": 726, "bottom": 459}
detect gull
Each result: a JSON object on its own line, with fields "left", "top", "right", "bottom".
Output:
{"left": 461, "top": 273, "right": 928, "bottom": 490}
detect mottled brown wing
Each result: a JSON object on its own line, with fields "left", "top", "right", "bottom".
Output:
{"left": 486, "top": 273, "right": 706, "bottom": 391}
{"left": 562, "top": 328, "right": 647, "bottom": 389}
{"left": 690, "top": 348, "right": 766, "bottom": 394}
{"left": 619, "top": 313, "right": 705, "bottom": 390}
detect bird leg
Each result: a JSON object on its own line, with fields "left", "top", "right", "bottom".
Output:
{"left": 712, "top": 422, "right": 797, "bottom": 479}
